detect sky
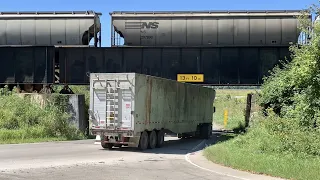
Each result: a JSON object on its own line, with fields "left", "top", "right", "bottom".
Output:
{"left": 0, "top": 0, "right": 318, "bottom": 47}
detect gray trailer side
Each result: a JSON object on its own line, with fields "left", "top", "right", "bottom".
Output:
{"left": 90, "top": 73, "right": 215, "bottom": 150}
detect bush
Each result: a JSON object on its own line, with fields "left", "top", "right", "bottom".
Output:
{"left": 259, "top": 7, "right": 320, "bottom": 129}
{"left": 0, "top": 89, "right": 85, "bottom": 143}
{"left": 233, "top": 111, "right": 320, "bottom": 157}
{"left": 205, "top": 5, "right": 320, "bottom": 179}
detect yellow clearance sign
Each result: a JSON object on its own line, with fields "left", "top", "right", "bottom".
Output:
{"left": 177, "top": 74, "right": 204, "bottom": 82}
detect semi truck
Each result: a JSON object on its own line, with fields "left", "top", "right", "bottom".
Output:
{"left": 89, "top": 73, "right": 216, "bottom": 150}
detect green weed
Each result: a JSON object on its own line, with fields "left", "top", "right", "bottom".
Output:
{"left": 0, "top": 91, "right": 85, "bottom": 144}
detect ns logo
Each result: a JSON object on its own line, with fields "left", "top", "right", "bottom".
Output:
{"left": 125, "top": 21, "right": 159, "bottom": 29}
{"left": 141, "top": 22, "right": 159, "bottom": 29}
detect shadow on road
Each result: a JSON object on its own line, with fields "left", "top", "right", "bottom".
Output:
{"left": 99, "top": 131, "right": 239, "bottom": 155}
{"left": 209, "top": 131, "right": 237, "bottom": 145}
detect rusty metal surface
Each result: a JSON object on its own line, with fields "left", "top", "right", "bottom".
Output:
{"left": 58, "top": 46, "right": 291, "bottom": 85}
{"left": 0, "top": 46, "right": 54, "bottom": 84}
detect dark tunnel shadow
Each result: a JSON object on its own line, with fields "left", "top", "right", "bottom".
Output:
{"left": 98, "top": 131, "right": 239, "bottom": 155}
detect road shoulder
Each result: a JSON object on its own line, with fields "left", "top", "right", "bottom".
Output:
{"left": 187, "top": 150, "right": 284, "bottom": 180}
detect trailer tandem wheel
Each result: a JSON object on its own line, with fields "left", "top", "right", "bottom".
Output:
{"left": 148, "top": 130, "right": 157, "bottom": 149}
{"left": 101, "top": 141, "right": 113, "bottom": 150}
{"left": 200, "top": 123, "right": 212, "bottom": 139}
{"left": 156, "top": 130, "right": 165, "bottom": 148}
{"left": 138, "top": 131, "right": 149, "bottom": 150}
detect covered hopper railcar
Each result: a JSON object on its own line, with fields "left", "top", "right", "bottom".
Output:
{"left": 110, "top": 10, "right": 308, "bottom": 47}
{"left": 0, "top": 11, "right": 102, "bottom": 47}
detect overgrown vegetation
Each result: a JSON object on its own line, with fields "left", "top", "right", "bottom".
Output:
{"left": 0, "top": 86, "right": 86, "bottom": 144}
{"left": 213, "top": 89, "right": 256, "bottom": 130}
{"left": 205, "top": 4, "right": 320, "bottom": 180}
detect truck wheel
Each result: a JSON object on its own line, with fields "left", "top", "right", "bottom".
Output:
{"left": 101, "top": 142, "right": 113, "bottom": 150}
{"left": 148, "top": 130, "right": 157, "bottom": 149}
{"left": 201, "top": 124, "right": 211, "bottom": 139}
{"left": 156, "top": 130, "right": 165, "bottom": 148}
{"left": 107, "top": 143, "right": 113, "bottom": 150}
{"left": 138, "top": 131, "right": 149, "bottom": 150}
{"left": 115, "top": 144, "right": 122, "bottom": 148}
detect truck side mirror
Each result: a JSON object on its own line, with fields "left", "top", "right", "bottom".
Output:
{"left": 213, "top": 106, "right": 216, "bottom": 113}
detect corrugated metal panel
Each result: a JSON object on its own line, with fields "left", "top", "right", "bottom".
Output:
{"left": 123, "top": 20, "right": 140, "bottom": 46}
{"left": 139, "top": 19, "right": 157, "bottom": 46}
{"left": 0, "top": 11, "right": 100, "bottom": 17}
{"left": 187, "top": 19, "right": 202, "bottom": 45}
{"left": 181, "top": 48, "right": 200, "bottom": 74}
{"left": 161, "top": 48, "right": 181, "bottom": 80}
{"left": 282, "top": 19, "right": 298, "bottom": 45}
{"left": 110, "top": 10, "right": 304, "bottom": 16}
{"left": 84, "top": 48, "right": 104, "bottom": 73}
{"left": 266, "top": 18, "right": 281, "bottom": 45}
{"left": 59, "top": 47, "right": 106, "bottom": 84}
{"left": 36, "top": 20, "right": 50, "bottom": 45}
{"left": 234, "top": 19, "right": 249, "bottom": 45}
{"left": 6, "top": 20, "right": 21, "bottom": 45}
{"left": 201, "top": 48, "right": 220, "bottom": 84}
{"left": 249, "top": 18, "right": 266, "bottom": 45}
{"left": 202, "top": 19, "right": 217, "bottom": 45}
{"left": 239, "top": 48, "right": 260, "bottom": 84}
{"left": 0, "top": 12, "right": 100, "bottom": 46}
{"left": 220, "top": 48, "right": 239, "bottom": 84}
{"left": 59, "top": 48, "right": 86, "bottom": 84}
{"left": 21, "top": 20, "right": 36, "bottom": 44}
{"left": 59, "top": 46, "right": 290, "bottom": 85}
{"left": 112, "top": 13, "right": 304, "bottom": 47}
{"left": 155, "top": 19, "right": 172, "bottom": 45}
{"left": 0, "top": 46, "right": 54, "bottom": 84}
{"left": 90, "top": 72, "right": 215, "bottom": 135}
{"left": 260, "top": 48, "right": 279, "bottom": 78}
{"left": 104, "top": 48, "right": 123, "bottom": 72}
{"left": 142, "top": 48, "right": 162, "bottom": 76}
{"left": 172, "top": 19, "right": 187, "bottom": 45}
{"left": 123, "top": 48, "right": 142, "bottom": 72}
{"left": 218, "top": 19, "right": 234, "bottom": 45}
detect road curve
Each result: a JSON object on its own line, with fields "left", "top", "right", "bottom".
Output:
{"left": 0, "top": 136, "right": 273, "bottom": 180}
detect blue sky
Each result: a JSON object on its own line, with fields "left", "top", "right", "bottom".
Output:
{"left": 1, "top": 0, "right": 317, "bottom": 46}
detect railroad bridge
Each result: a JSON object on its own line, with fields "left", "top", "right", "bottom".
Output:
{"left": 0, "top": 10, "right": 312, "bottom": 87}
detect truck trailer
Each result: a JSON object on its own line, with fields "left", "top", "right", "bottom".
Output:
{"left": 89, "top": 73, "right": 216, "bottom": 150}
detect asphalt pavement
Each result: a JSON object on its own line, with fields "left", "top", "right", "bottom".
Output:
{"left": 0, "top": 136, "right": 282, "bottom": 180}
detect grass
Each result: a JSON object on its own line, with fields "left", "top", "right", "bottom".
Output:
{"left": 0, "top": 88, "right": 86, "bottom": 144}
{"left": 207, "top": 89, "right": 320, "bottom": 179}
{"left": 205, "top": 111, "right": 320, "bottom": 180}
{"left": 204, "top": 134, "right": 320, "bottom": 180}
{"left": 215, "top": 89, "right": 259, "bottom": 98}
{"left": 204, "top": 139, "right": 320, "bottom": 180}
{"left": 213, "top": 89, "right": 258, "bottom": 130}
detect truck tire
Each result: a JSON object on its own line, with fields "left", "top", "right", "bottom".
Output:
{"left": 138, "top": 131, "right": 149, "bottom": 150}
{"left": 101, "top": 142, "right": 113, "bottom": 150}
{"left": 148, "top": 130, "right": 157, "bottom": 149}
{"left": 156, "top": 130, "right": 165, "bottom": 148}
{"left": 200, "top": 124, "right": 211, "bottom": 139}
{"left": 115, "top": 144, "right": 122, "bottom": 148}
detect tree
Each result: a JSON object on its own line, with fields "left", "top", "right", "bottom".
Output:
{"left": 259, "top": 2, "right": 320, "bottom": 129}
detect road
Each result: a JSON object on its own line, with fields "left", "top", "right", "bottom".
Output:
{"left": 0, "top": 136, "right": 279, "bottom": 180}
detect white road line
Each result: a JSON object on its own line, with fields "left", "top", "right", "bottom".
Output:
{"left": 185, "top": 140, "right": 250, "bottom": 180}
